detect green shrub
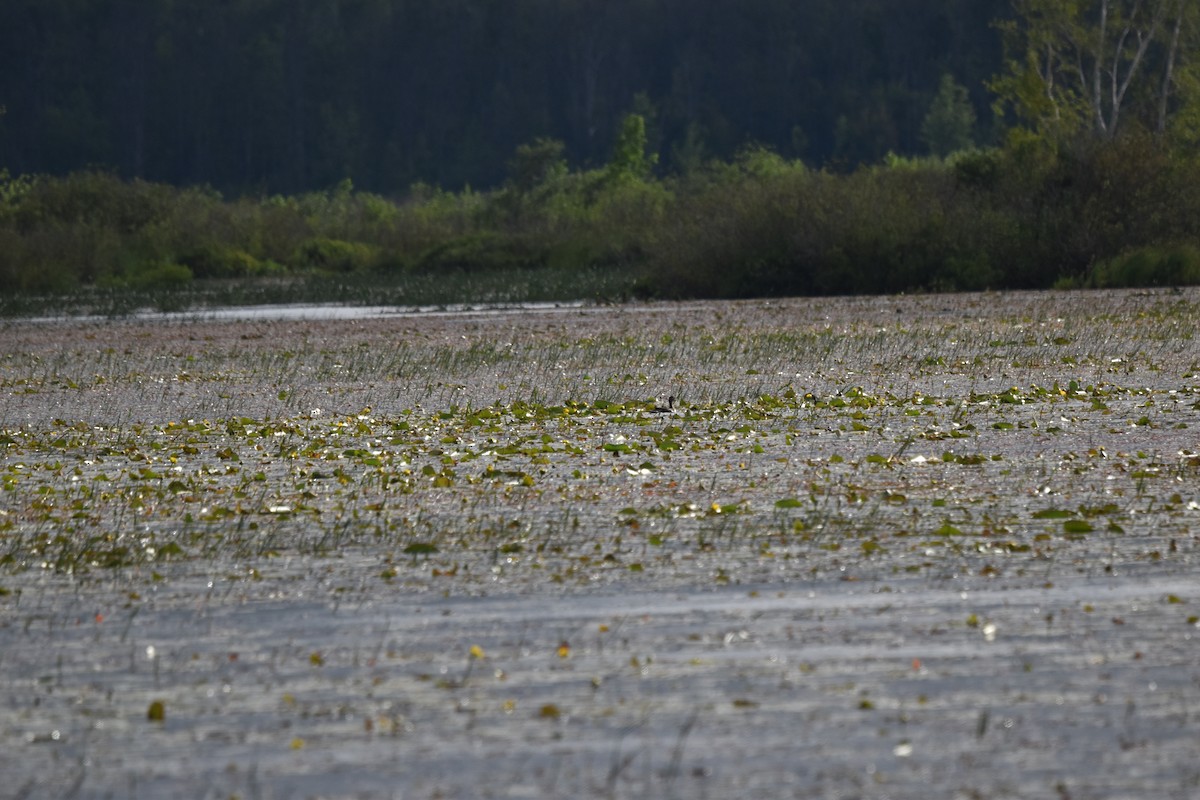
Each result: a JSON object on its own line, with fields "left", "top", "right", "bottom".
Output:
{"left": 643, "top": 163, "right": 986, "bottom": 298}
{"left": 3, "top": 132, "right": 1200, "bottom": 312}
{"left": 590, "top": 177, "right": 673, "bottom": 235}
{"left": 1087, "top": 245, "right": 1200, "bottom": 288}
{"left": 124, "top": 262, "right": 194, "bottom": 290}
{"left": 507, "top": 137, "right": 569, "bottom": 195}
{"left": 0, "top": 169, "right": 36, "bottom": 220}
{"left": 0, "top": 228, "right": 28, "bottom": 292}
{"left": 12, "top": 171, "right": 174, "bottom": 233}
{"left": 951, "top": 148, "right": 1004, "bottom": 190}
{"left": 291, "top": 237, "right": 378, "bottom": 273}
{"left": 414, "top": 232, "right": 544, "bottom": 273}
{"left": 20, "top": 221, "right": 125, "bottom": 290}
{"left": 179, "top": 245, "right": 270, "bottom": 279}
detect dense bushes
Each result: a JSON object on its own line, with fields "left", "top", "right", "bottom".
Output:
{"left": 1, "top": 134, "right": 1199, "bottom": 308}
{"left": 291, "top": 238, "right": 379, "bottom": 274}
{"left": 1070, "top": 246, "right": 1200, "bottom": 289}
{"left": 647, "top": 155, "right": 1020, "bottom": 298}
{"left": 640, "top": 136, "right": 1200, "bottom": 298}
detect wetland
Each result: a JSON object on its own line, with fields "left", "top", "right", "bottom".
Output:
{"left": 2, "top": 289, "right": 1199, "bottom": 799}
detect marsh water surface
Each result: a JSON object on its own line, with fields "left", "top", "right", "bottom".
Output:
{"left": 2, "top": 290, "right": 1199, "bottom": 798}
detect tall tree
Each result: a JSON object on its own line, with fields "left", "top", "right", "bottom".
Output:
{"left": 992, "top": 0, "right": 1200, "bottom": 142}
{"left": 922, "top": 73, "right": 977, "bottom": 155}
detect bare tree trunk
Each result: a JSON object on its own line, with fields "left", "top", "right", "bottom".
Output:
{"left": 1102, "top": 0, "right": 1162, "bottom": 137}
{"left": 1003, "top": 0, "right": 1189, "bottom": 140}
{"left": 1158, "top": 0, "right": 1185, "bottom": 134}
{"left": 1093, "top": 0, "right": 1109, "bottom": 135}
{"left": 1043, "top": 43, "right": 1060, "bottom": 120}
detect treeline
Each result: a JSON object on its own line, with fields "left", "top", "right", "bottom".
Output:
{"left": 3, "top": 1, "right": 1200, "bottom": 310}
{"left": 3, "top": 130, "right": 1199, "bottom": 308}
{"left": 0, "top": 0, "right": 1008, "bottom": 193}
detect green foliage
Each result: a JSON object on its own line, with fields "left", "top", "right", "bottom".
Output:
{"left": 1, "top": 132, "right": 1199, "bottom": 309}
{"left": 992, "top": 1, "right": 1200, "bottom": 146}
{"left": 989, "top": 2, "right": 1092, "bottom": 145}
{"left": 0, "top": 169, "right": 35, "bottom": 215}
{"left": 11, "top": 171, "right": 173, "bottom": 234}
{"left": 638, "top": 133, "right": 1200, "bottom": 299}
{"left": 180, "top": 245, "right": 273, "bottom": 279}
{"left": 606, "top": 114, "right": 658, "bottom": 184}
{"left": 122, "top": 262, "right": 194, "bottom": 290}
{"left": 644, "top": 159, "right": 1016, "bottom": 298}
{"left": 950, "top": 148, "right": 1005, "bottom": 189}
{"left": 1085, "top": 245, "right": 1200, "bottom": 288}
{"left": 1167, "top": 59, "right": 1200, "bottom": 151}
{"left": 507, "top": 138, "right": 568, "bottom": 195}
{"left": 922, "top": 74, "right": 977, "bottom": 157}
{"left": 291, "top": 238, "right": 378, "bottom": 274}
{"left": 414, "top": 233, "right": 544, "bottom": 273}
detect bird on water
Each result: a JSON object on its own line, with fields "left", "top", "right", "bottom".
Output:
{"left": 651, "top": 396, "right": 676, "bottom": 414}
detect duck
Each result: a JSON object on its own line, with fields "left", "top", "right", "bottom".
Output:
{"left": 651, "top": 395, "right": 676, "bottom": 414}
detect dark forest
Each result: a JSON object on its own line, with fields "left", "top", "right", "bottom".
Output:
{"left": 2, "top": 1, "right": 1199, "bottom": 309}
{"left": 0, "top": 0, "right": 1010, "bottom": 192}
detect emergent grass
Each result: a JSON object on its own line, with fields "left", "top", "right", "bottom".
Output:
{"left": 2, "top": 289, "right": 1197, "bottom": 593}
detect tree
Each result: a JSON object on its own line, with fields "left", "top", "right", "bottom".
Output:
{"left": 992, "top": 0, "right": 1200, "bottom": 143}
{"left": 606, "top": 113, "right": 657, "bottom": 182}
{"left": 921, "top": 73, "right": 977, "bottom": 156}
{"left": 507, "top": 137, "right": 568, "bottom": 194}
{"left": 1156, "top": 0, "right": 1200, "bottom": 146}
